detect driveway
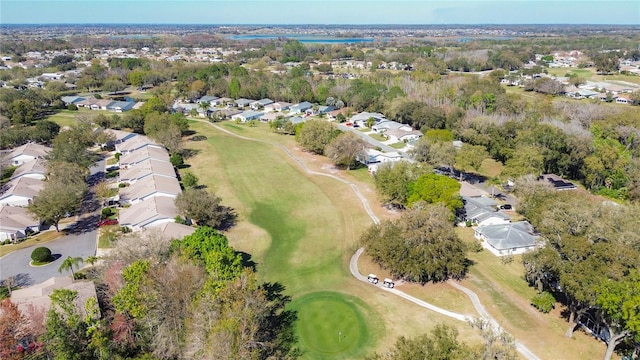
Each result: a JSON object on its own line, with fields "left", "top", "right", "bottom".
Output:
{"left": 0, "top": 222, "right": 98, "bottom": 287}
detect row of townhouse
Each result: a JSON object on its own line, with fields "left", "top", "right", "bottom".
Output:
{"left": 62, "top": 96, "right": 144, "bottom": 112}
{"left": 108, "top": 130, "right": 194, "bottom": 239}
{"left": 0, "top": 143, "right": 51, "bottom": 242}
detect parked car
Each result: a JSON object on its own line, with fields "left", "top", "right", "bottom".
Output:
{"left": 98, "top": 219, "right": 118, "bottom": 227}
{"left": 498, "top": 204, "right": 513, "bottom": 211}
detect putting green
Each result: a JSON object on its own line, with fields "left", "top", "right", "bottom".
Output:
{"left": 290, "top": 291, "right": 373, "bottom": 359}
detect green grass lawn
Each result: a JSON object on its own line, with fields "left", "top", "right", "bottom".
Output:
{"left": 369, "top": 133, "right": 386, "bottom": 142}
{"left": 477, "top": 158, "right": 503, "bottom": 178}
{"left": 389, "top": 142, "right": 406, "bottom": 149}
{"left": 290, "top": 291, "right": 378, "bottom": 359}
{"left": 184, "top": 120, "right": 483, "bottom": 357}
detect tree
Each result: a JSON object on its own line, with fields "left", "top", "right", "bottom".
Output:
{"left": 360, "top": 204, "right": 469, "bottom": 284}
{"left": 175, "top": 189, "right": 235, "bottom": 229}
{"left": 43, "top": 288, "right": 103, "bottom": 359}
{"left": 181, "top": 171, "right": 199, "bottom": 188}
{"left": 324, "top": 132, "right": 367, "bottom": 169}
{"left": 228, "top": 77, "right": 241, "bottom": 99}
{"left": 0, "top": 299, "right": 26, "bottom": 360}
{"left": 295, "top": 119, "right": 337, "bottom": 155}
{"left": 48, "top": 125, "right": 99, "bottom": 169}
{"left": 455, "top": 144, "right": 489, "bottom": 174}
{"left": 365, "top": 324, "right": 475, "bottom": 360}
{"left": 374, "top": 161, "right": 430, "bottom": 207}
{"left": 29, "top": 181, "right": 86, "bottom": 231}
{"left": 407, "top": 173, "right": 463, "bottom": 212}
{"left": 595, "top": 270, "right": 640, "bottom": 360}
{"left": 102, "top": 79, "right": 126, "bottom": 94}
{"left": 58, "top": 256, "right": 84, "bottom": 279}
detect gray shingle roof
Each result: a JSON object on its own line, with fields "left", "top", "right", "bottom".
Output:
{"left": 476, "top": 221, "right": 538, "bottom": 251}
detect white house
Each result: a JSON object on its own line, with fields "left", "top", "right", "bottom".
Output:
{"left": 461, "top": 196, "right": 510, "bottom": 227}
{"left": 350, "top": 112, "right": 387, "bottom": 127}
{"left": 9, "top": 159, "right": 47, "bottom": 181}
{"left": 371, "top": 120, "right": 413, "bottom": 134}
{"left": 0, "top": 206, "right": 40, "bottom": 242}
{"left": 120, "top": 174, "right": 181, "bottom": 205}
{"left": 0, "top": 177, "right": 45, "bottom": 206}
{"left": 118, "top": 196, "right": 178, "bottom": 231}
{"left": 4, "top": 143, "right": 50, "bottom": 166}
{"left": 232, "top": 110, "right": 264, "bottom": 123}
{"left": 383, "top": 129, "right": 423, "bottom": 143}
{"left": 474, "top": 221, "right": 540, "bottom": 256}
{"left": 250, "top": 98, "right": 274, "bottom": 110}
{"left": 358, "top": 149, "right": 407, "bottom": 173}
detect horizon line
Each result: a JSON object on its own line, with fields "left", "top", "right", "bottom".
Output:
{"left": 2, "top": 23, "right": 640, "bottom": 26}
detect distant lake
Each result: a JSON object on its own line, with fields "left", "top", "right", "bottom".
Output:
{"left": 228, "top": 34, "right": 374, "bottom": 44}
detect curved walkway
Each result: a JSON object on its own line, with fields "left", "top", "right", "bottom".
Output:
{"left": 197, "top": 120, "right": 539, "bottom": 360}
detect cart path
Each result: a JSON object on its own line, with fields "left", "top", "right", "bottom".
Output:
{"left": 198, "top": 120, "right": 539, "bottom": 360}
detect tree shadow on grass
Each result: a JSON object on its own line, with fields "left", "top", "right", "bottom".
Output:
{"left": 237, "top": 251, "right": 257, "bottom": 271}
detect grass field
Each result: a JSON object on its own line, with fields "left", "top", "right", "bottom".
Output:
{"left": 477, "top": 158, "right": 503, "bottom": 178}
{"left": 289, "top": 291, "right": 378, "bottom": 359}
{"left": 184, "top": 120, "right": 483, "bottom": 358}
{"left": 0, "top": 230, "right": 66, "bottom": 257}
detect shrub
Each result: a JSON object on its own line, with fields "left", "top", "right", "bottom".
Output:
{"left": 170, "top": 153, "right": 184, "bottom": 167}
{"left": 191, "top": 135, "right": 207, "bottom": 141}
{"left": 105, "top": 170, "right": 119, "bottom": 178}
{"left": 121, "top": 226, "right": 132, "bottom": 233}
{"left": 114, "top": 152, "right": 121, "bottom": 161}
{"left": 31, "top": 247, "right": 52, "bottom": 263}
{"left": 118, "top": 182, "right": 129, "bottom": 188}
{"left": 531, "top": 291, "right": 556, "bottom": 313}
{"left": 67, "top": 103, "right": 78, "bottom": 111}
{"left": 101, "top": 207, "right": 115, "bottom": 218}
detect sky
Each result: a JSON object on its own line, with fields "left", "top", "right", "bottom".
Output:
{"left": 1, "top": 0, "right": 639, "bottom": 25}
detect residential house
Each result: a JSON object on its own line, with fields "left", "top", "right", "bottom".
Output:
{"left": 0, "top": 206, "right": 40, "bottom": 242}
{"left": 265, "top": 102, "right": 292, "bottom": 112}
{"left": 289, "top": 101, "right": 313, "bottom": 114}
{"left": 118, "top": 196, "right": 178, "bottom": 230}
{"left": 474, "top": 221, "right": 540, "bottom": 256}
{"left": 234, "top": 98, "right": 253, "bottom": 109}
{"left": 287, "top": 116, "right": 308, "bottom": 125}
{"left": 317, "top": 105, "right": 335, "bottom": 115}
{"left": 107, "top": 100, "right": 135, "bottom": 112}
{"left": 371, "top": 120, "right": 413, "bottom": 134}
{"left": 461, "top": 196, "right": 510, "bottom": 227}
{"left": 198, "top": 95, "right": 219, "bottom": 105}
{"left": 75, "top": 97, "right": 99, "bottom": 109}
{"left": 9, "top": 159, "right": 47, "bottom": 181}
{"left": 615, "top": 95, "right": 631, "bottom": 104}
{"left": 60, "top": 96, "right": 85, "bottom": 106}
{"left": 358, "top": 149, "right": 406, "bottom": 173}
{"left": 90, "top": 99, "right": 114, "bottom": 111}
{"left": 232, "top": 110, "right": 264, "bottom": 123}
{"left": 383, "top": 129, "right": 423, "bottom": 143}
{"left": 0, "top": 177, "right": 45, "bottom": 206}
{"left": 120, "top": 174, "right": 181, "bottom": 205}
{"left": 250, "top": 98, "right": 274, "bottom": 110}
{"left": 11, "top": 277, "right": 99, "bottom": 319}
{"left": 350, "top": 112, "right": 387, "bottom": 127}
{"left": 118, "top": 146, "right": 170, "bottom": 169}
{"left": 217, "top": 108, "right": 243, "bottom": 120}
{"left": 104, "top": 129, "right": 137, "bottom": 146}
{"left": 5, "top": 143, "right": 50, "bottom": 166}
{"left": 115, "top": 135, "right": 163, "bottom": 155}
{"left": 119, "top": 159, "right": 176, "bottom": 184}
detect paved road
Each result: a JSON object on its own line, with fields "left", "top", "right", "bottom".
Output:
{"left": 0, "top": 224, "right": 98, "bottom": 286}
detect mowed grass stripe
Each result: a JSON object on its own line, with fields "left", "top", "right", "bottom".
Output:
{"left": 198, "top": 123, "right": 345, "bottom": 294}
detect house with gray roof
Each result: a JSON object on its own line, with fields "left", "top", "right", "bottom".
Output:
{"left": 461, "top": 196, "right": 510, "bottom": 227}
{"left": 0, "top": 177, "right": 45, "bottom": 206}
{"left": 107, "top": 100, "right": 135, "bottom": 112}
{"left": 265, "top": 102, "right": 291, "bottom": 112}
{"left": 351, "top": 112, "right": 387, "bottom": 127}
{"left": 0, "top": 206, "right": 40, "bottom": 242}
{"left": 198, "top": 95, "right": 219, "bottom": 104}
{"left": 474, "top": 221, "right": 540, "bottom": 256}
{"left": 119, "top": 159, "right": 176, "bottom": 184}
{"left": 120, "top": 174, "right": 181, "bottom": 205}
{"left": 5, "top": 143, "right": 50, "bottom": 166}
{"left": 289, "top": 101, "right": 313, "bottom": 114}
{"left": 115, "top": 135, "right": 163, "bottom": 154}
{"left": 232, "top": 110, "right": 264, "bottom": 123}
{"left": 10, "top": 159, "right": 47, "bottom": 181}
{"left": 250, "top": 98, "right": 274, "bottom": 110}
{"left": 234, "top": 98, "right": 253, "bottom": 109}
{"left": 11, "top": 277, "right": 98, "bottom": 319}
{"left": 118, "top": 196, "right": 178, "bottom": 230}
{"left": 61, "top": 96, "right": 85, "bottom": 106}
{"left": 372, "top": 120, "right": 413, "bottom": 134}
{"left": 119, "top": 146, "right": 170, "bottom": 167}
